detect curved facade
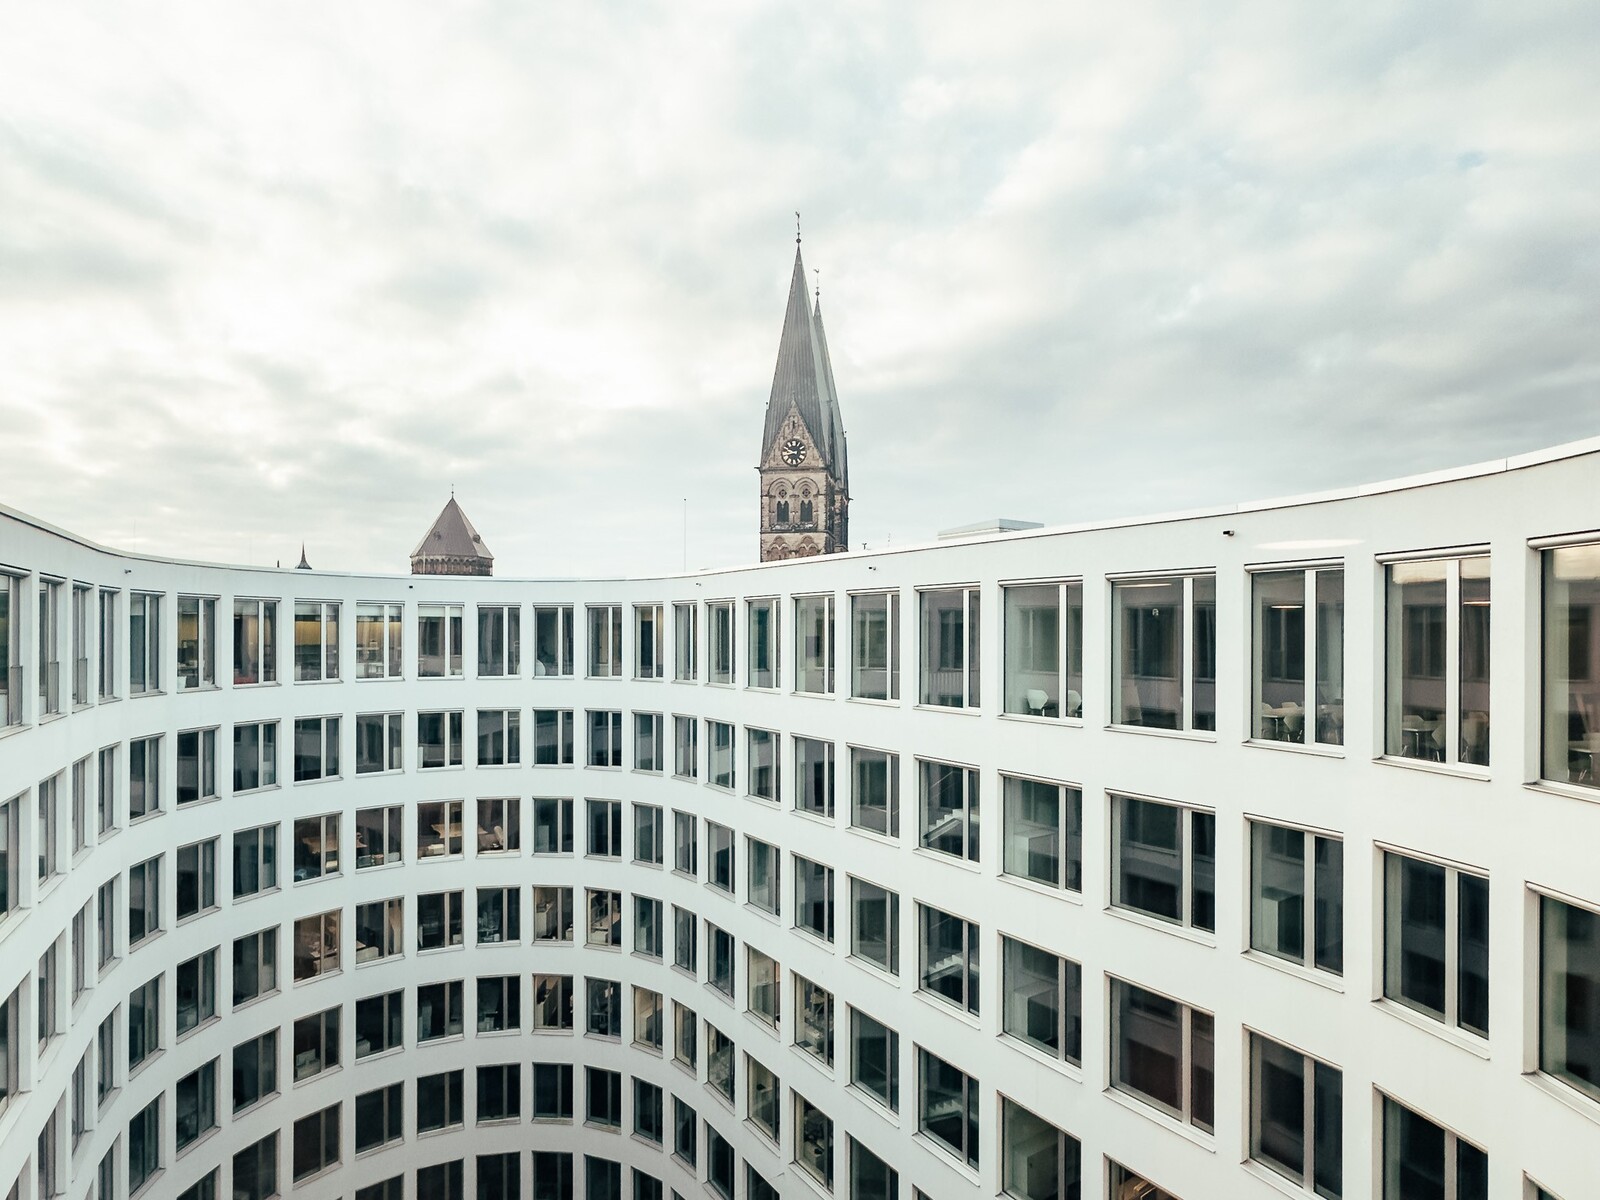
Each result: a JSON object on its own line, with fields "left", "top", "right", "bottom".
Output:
{"left": 1, "top": 441, "right": 1598, "bottom": 1200}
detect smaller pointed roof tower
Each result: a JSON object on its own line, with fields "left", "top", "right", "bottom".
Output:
{"left": 295, "top": 544, "right": 312, "bottom": 570}
{"left": 411, "top": 496, "right": 494, "bottom": 576}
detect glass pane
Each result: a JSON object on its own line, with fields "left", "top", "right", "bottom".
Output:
{"left": 1544, "top": 545, "right": 1600, "bottom": 786}
{"left": 1312, "top": 1061, "right": 1343, "bottom": 1199}
{"left": 1541, "top": 895, "right": 1600, "bottom": 1104}
{"left": 1314, "top": 837, "right": 1344, "bottom": 975}
{"left": 1383, "top": 1097, "right": 1445, "bottom": 1200}
{"left": 1252, "top": 1035, "right": 1305, "bottom": 1181}
{"left": 1252, "top": 823, "right": 1306, "bottom": 963}
{"left": 1316, "top": 570, "right": 1345, "bottom": 745}
{"left": 1190, "top": 811, "right": 1215, "bottom": 933}
{"left": 1388, "top": 562, "right": 1448, "bottom": 759}
{"left": 1457, "top": 873, "right": 1490, "bottom": 1036}
{"left": 1003, "top": 777, "right": 1060, "bottom": 887}
{"left": 1115, "top": 579, "right": 1183, "bottom": 728}
{"left": 1004, "top": 584, "right": 1060, "bottom": 716}
{"left": 1114, "top": 980, "right": 1182, "bottom": 1115}
{"left": 1116, "top": 797, "right": 1181, "bottom": 922}
{"left": 1253, "top": 571, "right": 1307, "bottom": 742}
{"left": 1459, "top": 557, "right": 1490, "bottom": 765}
{"left": 1387, "top": 856, "right": 1447, "bottom": 1020}
{"left": 1192, "top": 575, "right": 1216, "bottom": 732}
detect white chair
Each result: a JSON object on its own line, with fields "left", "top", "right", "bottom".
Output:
{"left": 1067, "top": 689, "right": 1082, "bottom": 717}
{"left": 1024, "top": 689, "right": 1050, "bottom": 716}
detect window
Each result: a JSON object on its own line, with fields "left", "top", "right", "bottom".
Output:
{"left": 292, "top": 814, "right": 338, "bottom": 883}
{"left": 476, "top": 974, "right": 521, "bottom": 1033}
{"left": 794, "top": 736, "right": 835, "bottom": 818}
{"left": 850, "top": 747, "right": 898, "bottom": 838}
{"left": 1111, "top": 793, "right": 1216, "bottom": 933}
{"left": 794, "top": 593, "right": 835, "bottom": 694}
{"left": 175, "top": 839, "right": 217, "bottom": 921}
{"left": 128, "top": 855, "right": 160, "bottom": 945}
{"left": 588, "top": 709, "right": 623, "bottom": 767}
{"left": 673, "top": 811, "right": 697, "bottom": 876}
{"left": 673, "top": 999, "right": 698, "bottom": 1069}
{"left": 418, "top": 890, "right": 465, "bottom": 951}
{"left": 587, "top": 798, "right": 622, "bottom": 857}
{"left": 227, "top": 598, "right": 277, "bottom": 687}
{"left": 38, "top": 943, "right": 57, "bottom": 1047}
{"left": 1382, "top": 851, "right": 1489, "bottom": 1036}
{"left": 918, "top": 1048, "right": 979, "bottom": 1168}
{"left": 417, "top": 603, "right": 464, "bottom": 677}
{"left": 0, "top": 796, "right": 16, "bottom": 922}
{"left": 1113, "top": 573, "right": 1216, "bottom": 731}
{"left": 1251, "top": 567, "right": 1345, "bottom": 746}
{"left": 706, "top": 1124, "right": 735, "bottom": 1199}
{"left": 633, "top": 1077, "right": 662, "bottom": 1141}
{"left": 350, "top": 601, "right": 402, "bottom": 680}
{"left": 98, "top": 589, "right": 117, "bottom": 701}
{"left": 355, "top": 897, "right": 403, "bottom": 963}
{"left": 1250, "top": 821, "right": 1343, "bottom": 975}
{"left": 355, "top": 806, "right": 401, "bottom": 868}
{"left": 849, "top": 1139, "right": 897, "bottom": 1200}
{"left": 232, "top": 1133, "right": 277, "bottom": 1200}
{"left": 476, "top": 797, "right": 518, "bottom": 853}
{"left": 0, "top": 987, "right": 18, "bottom": 1112}
{"left": 851, "top": 591, "right": 900, "bottom": 701}
{"left": 919, "top": 586, "right": 980, "bottom": 708}
{"left": 128, "top": 592, "right": 161, "bottom": 695}
{"left": 586, "top": 889, "right": 620, "bottom": 947}
{"left": 529, "top": 973, "right": 569, "bottom": 1031}
{"left": 128, "top": 1095, "right": 161, "bottom": 1193}
{"left": 1539, "top": 892, "right": 1600, "bottom": 1105}
{"left": 38, "top": 773, "right": 58, "bottom": 881}
{"left": 634, "top": 712, "right": 664, "bottom": 772}
{"left": 746, "top": 727, "right": 778, "bottom": 800}
{"left": 232, "top": 928, "right": 277, "bottom": 1006}
{"left": 795, "top": 974, "right": 834, "bottom": 1065}
{"left": 708, "top": 720, "right": 735, "bottom": 788}
{"left": 634, "top": 604, "right": 663, "bottom": 679}
{"left": 1110, "top": 977, "right": 1213, "bottom": 1133}
{"left": 585, "top": 1156, "right": 620, "bottom": 1200}
{"left": 356, "top": 1082, "right": 404, "bottom": 1153}
{"left": 533, "top": 605, "right": 574, "bottom": 676}
{"left": 743, "top": 1056, "right": 779, "bottom": 1142}
{"left": 127, "top": 975, "right": 160, "bottom": 1071}
{"left": 747, "top": 838, "right": 779, "bottom": 915}
{"left": 1385, "top": 555, "right": 1491, "bottom": 765}
{"left": 1249, "top": 1033, "right": 1342, "bottom": 1197}
{"left": 634, "top": 804, "right": 663, "bottom": 865}
{"left": 472, "top": 709, "right": 520, "bottom": 767}
{"left": 587, "top": 978, "right": 620, "bottom": 1038}
{"left": 293, "top": 909, "right": 340, "bottom": 980}
{"left": 633, "top": 986, "right": 663, "bottom": 1049}
{"left": 176, "top": 728, "right": 216, "bottom": 805}
{"left": 919, "top": 759, "right": 978, "bottom": 862}
{"left": 292, "top": 1103, "right": 340, "bottom": 1181}
{"left": 706, "top": 1020, "right": 734, "bottom": 1097}
{"left": 232, "top": 721, "right": 277, "bottom": 792}
{"left": 418, "top": 799, "right": 463, "bottom": 858}
{"left": 355, "top": 990, "right": 404, "bottom": 1056}
{"left": 633, "top": 896, "right": 662, "bottom": 958}
{"left": 851, "top": 1009, "right": 898, "bottom": 1112}
{"left": 71, "top": 755, "right": 88, "bottom": 855}
{"left": 588, "top": 604, "right": 624, "bottom": 678}
{"left": 234, "top": 827, "right": 279, "bottom": 904}
{"left": 417, "top": 1069, "right": 464, "bottom": 1132}
{"left": 533, "top": 887, "right": 573, "bottom": 942}
{"left": 71, "top": 583, "right": 91, "bottom": 706}
{"left": 178, "top": 1170, "right": 217, "bottom": 1200}
{"left": 919, "top": 905, "right": 978, "bottom": 1015}
{"left": 1002, "top": 775, "right": 1081, "bottom": 890}
{"left": 673, "top": 601, "right": 698, "bottom": 681}
{"left": 707, "top": 822, "right": 734, "bottom": 891}
{"left": 358, "top": 1176, "right": 405, "bottom": 1200}
{"left": 1003, "top": 580, "right": 1083, "bottom": 718}
{"left": 97, "top": 744, "right": 116, "bottom": 832}
{"left": 478, "top": 604, "right": 520, "bottom": 676}
{"left": 795, "top": 856, "right": 834, "bottom": 942}
{"left": 417, "top": 709, "right": 463, "bottom": 768}
{"left": 582, "top": 1068, "right": 617, "bottom": 1126}
{"left": 477, "top": 1063, "right": 521, "bottom": 1123}
{"left": 747, "top": 597, "right": 778, "bottom": 687}
{"left": 851, "top": 878, "right": 898, "bottom": 973}
{"left": 534, "top": 796, "right": 574, "bottom": 853}
{"left": 482, "top": 1153, "right": 521, "bottom": 1200}
{"left": 418, "top": 1161, "right": 464, "bottom": 1200}
{"left": 176, "top": 595, "right": 216, "bottom": 691}
{"left": 708, "top": 600, "right": 734, "bottom": 684}
{"left": 534, "top": 1062, "right": 574, "bottom": 1120}
{"left": 293, "top": 715, "right": 340, "bottom": 782}
{"left": 1381, "top": 1095, "right": 1486, "bottom": 1200}
{"left": 1542, "top": 543, "right": 1600, "bottom": 786}
{"left": 292, "top": 1005, "right": 339, "bottom": 1081}
{"left": 355, "top": 712, "right": 402, "bottom": 774}
{"left": 418, "top": 980, "right": 465, "bottom": 1041}
{"left": 294, "top": 600, "right": 339, "bottom": 682}
{"left": 533, "top": 1153, "right": 573, "bottom": 1200}
{"left": 673, "top": 1096, "right": 697, "bottom": 1165}
{"left": 747, "top": 948, "right": 780, "bottom": 1027}
{"left": 673, "top": 715, "right": 698, "bottom": 779}
{"left": 673, "top": 905, "right": 698, "bottom": 974}
{"left": 533, "top": 709, "right": 575, "bottom": 764}
{"left": 1002, "top": 937, "right": 1080, "bottom": 1065}
{"left": 128, "top": 735, "right": 160, "bottom": 819}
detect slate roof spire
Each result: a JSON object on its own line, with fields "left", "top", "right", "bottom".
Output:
{"left": 760, "top": 243, "right": 847, "bottom": 489}
{"left": 410, "top": 496, "right": 494, "bottom": 576}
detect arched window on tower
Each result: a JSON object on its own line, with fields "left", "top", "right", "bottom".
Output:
{"left": 799, "top": 499, "right": 814, "bottom": 525}
{"left": 776, "top": 500, "right": 790, "bottom": 525}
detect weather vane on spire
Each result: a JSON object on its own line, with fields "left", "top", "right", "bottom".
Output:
{"left": 813, "top": 267, "right": 820, "bottom": 302}
{"left": 795, "top": 211, "right": 801, "bottom": 244}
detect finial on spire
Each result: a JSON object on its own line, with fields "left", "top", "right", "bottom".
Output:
{"left": 795, "top": 211, "right": 801, "bottom": 245}
{"left": 813, "top": 268, "right": 820, "bottom": 303}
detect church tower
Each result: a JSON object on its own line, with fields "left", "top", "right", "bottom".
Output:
{"left": 758, "top": 238, "right": 850, "bottom": 561}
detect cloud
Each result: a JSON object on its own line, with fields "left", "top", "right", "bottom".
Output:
{"left": 0, "top": 0, "right": 1596, "bottom": 574}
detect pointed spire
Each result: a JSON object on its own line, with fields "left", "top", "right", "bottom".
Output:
{"left": 296, "top": 544, "right": 312, "bottom": 570}
{"left": 760, "top": 242, "right": 841, "bottom": 472}
{"left": 411, "top": 496, "right": 494, "bottom": 576}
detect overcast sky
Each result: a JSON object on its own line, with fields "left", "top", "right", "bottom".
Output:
{"left": 2, "top": 2, "right": 1596, "bottom": 577}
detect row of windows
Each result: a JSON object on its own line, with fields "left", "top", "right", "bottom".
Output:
{"left": 5, "top": 540, "right": 1596, "bottom": 787}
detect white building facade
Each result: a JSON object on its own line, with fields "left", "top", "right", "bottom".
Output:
{"left": 0, "top": 440, "right": 1597, "bottom": 1200}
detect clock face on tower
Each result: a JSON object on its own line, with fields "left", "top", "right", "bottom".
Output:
{"left": 781, "top": 438, "right": 807, "bottom": 467}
